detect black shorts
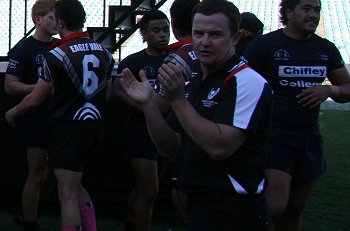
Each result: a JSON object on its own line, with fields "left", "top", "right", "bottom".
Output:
{"left": 18, "top": 114, "right": 54, "bottom": 150}
{"left": 187, "top": 192, "right": 270, "bottom": 231}
{"left": 48, "top": 120, "right": 103, "bottom": 172}
{"left": 266, "top": 133, "right": 327, "bottom": 184}
{"left": 124, "top": 121, "right": 162, "bottom": 162}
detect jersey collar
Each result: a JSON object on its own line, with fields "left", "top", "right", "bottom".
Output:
{"left": 50, "top": 31, "right": 90, "bottom": 49}
{"left": 163, "top": 38, "right": 193, "bottom": 53}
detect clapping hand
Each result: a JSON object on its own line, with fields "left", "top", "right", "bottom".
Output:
{"left": 119, "top": 68, "right": 154, "bottom": 107}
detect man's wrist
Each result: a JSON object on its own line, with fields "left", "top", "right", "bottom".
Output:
{"left": 170, "top": 97, "right": 187, "bottom": 109}
{"left": 329, "top": 85, "right": 340, "bottom": 98}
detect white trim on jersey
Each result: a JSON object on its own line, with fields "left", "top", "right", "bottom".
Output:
{"left": 50, "top": 47, "right": 66, "bottom": 62}
{"left": 233, "top": 67, "right": 267, "bottom": 130}
{"left": 228, "top": 174, "right": 265, "bottom": 194}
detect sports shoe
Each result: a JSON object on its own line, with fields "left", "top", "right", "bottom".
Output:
{"left": 13, "top": 211, "right": 43, "bottom": 231}
{"left": 13, "top": 211, "right": 24, "bottom": 227}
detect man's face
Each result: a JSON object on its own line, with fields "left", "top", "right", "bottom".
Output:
{"left": 192, "top": 13, "right": 238, "bottom": 71}
{"left": 286, "top": 0, "right": 321, "bottom": 35}
{"left": 143, "top": 19, "right": 170, "bottom": 51}
{"left": 36, "top": 11, "right": 58, "bottom": 36}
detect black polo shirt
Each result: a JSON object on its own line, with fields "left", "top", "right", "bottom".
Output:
{"left": 167, "top": 55, "right": 273, "bottom": 195}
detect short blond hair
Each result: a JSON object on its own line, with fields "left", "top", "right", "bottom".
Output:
{"left": 31, "top": 0, "right": 57, "bottom": 24}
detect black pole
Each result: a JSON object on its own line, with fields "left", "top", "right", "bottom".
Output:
{"left": 9, "top": 0, "right": 12, "bottom": 51}
{"left": 103, "top": 0, "right": 106, "bottom": 27}
{"left": 24, "top": 0, "right": 28, "bottom": 34}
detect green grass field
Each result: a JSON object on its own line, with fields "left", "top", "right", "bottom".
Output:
{"left": 0, "top": 110, "right": 349, "bottom": 231}
{"left": 303, "top": 110, "right": 350, "bottom": 231}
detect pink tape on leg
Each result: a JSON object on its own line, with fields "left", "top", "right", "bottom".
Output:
{"left": 79, "top": 202, "right": 97, "bottom": 231}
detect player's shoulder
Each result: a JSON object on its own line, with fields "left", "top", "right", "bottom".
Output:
{"left": 8, "top": 37, "right": 38, "bottom": 58}
{"left": 10, "top": 37, "right": 34, "bottom": 52}
{"left": 310, "top": 33, "right": 337, "bottom": 47}
{"left": 122, "top": 49, "right": 147, "bottom": 62}
{"left": 258, "top": 29, "right": 284, "bottom": 43}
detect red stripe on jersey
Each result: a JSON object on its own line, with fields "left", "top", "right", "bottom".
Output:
{"left": 163, "top": 38, "right": 193, "bottom": 53}
{"left": 50, "top": 31, "right": 90, "bottom": 49}
{"left": 224, "top": 63, "right": 250, "bottom": 85}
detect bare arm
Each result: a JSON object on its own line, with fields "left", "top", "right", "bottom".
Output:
{"left": 297, "top": 67, "right": 350, "bottom": 107}
{"left": 159, "top": 63, "right": 247, "bottom": 160}
{"left": 170, "top": 98, "right": 247, "bottom": 160}
{"left": 5, "top": 79, "right": 53, "bottom": 127}
{"left": 4, "top": 74, "right": 35, "bottom": 95}
{"left": 328, "top": 67, "right": 350, "bottom": 103}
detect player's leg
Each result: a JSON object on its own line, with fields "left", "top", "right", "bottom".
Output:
{"left": 275, "top": 135, "right": 325, "bottom": 231}
{"left": 129, "top": 158, "right": 159, "bottom": 231}
{"left": 264, "top": 169, "right": 292, "bottom": 218}
{"left": 171, "top": 187, "right": 188, "bottom": 225}
{"left": 21, "top": 147, "right": 49, "bottom": 222}
{"left": 55, "top": 168, "right": 83, "bottom": 230}
{"left": 170, "top": 155, "right": 188, "bottom": 225}
{"left": 274, "top": 181, "right": 314, "bottom": 231}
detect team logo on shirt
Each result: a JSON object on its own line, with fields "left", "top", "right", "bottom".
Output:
{"left": 143, "top": 66, "right": 157, "bottom": 78}
{"left": 35, "top": 54, "right": 46, "bottom": 65}
{"left": 188, "top": 51, "right": 197, "bottom": 60}
{"left": 73, "top": 102, "right": 101, "bottom": 120}
{"left": 274, "top": 49, "right": 290, "bottom": 61}
{"left": 36, "top": 54, "right": 46, "bottom": 78}
{"left": 202, "top": 88, "right": 220, "bottom": 108}
{"left": 207, "top": 88, "right": 220, "bottom": 100}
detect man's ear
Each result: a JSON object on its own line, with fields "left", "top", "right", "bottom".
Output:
{"left": 57, "top": 19, "right": 64, "bottom": 30}
{"left": 231, "top": 32, "right": 240, "bottom": 46}
{"left": 286, "top": 9, "right": 293, "bottom": 21}
{"left": 33, "top": 15, "right": 41, "bottom": 25}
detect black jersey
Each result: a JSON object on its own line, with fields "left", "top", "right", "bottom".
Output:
{"left": 41, "top": 32, "right": 115, "bottom": 120}
{"left": 117, "top": 49, "right": 167, "bottom": 123}
{"left": 242, "top": 29, "right": 345, "bottom": 134}
{"left": 168, "top": 55, "right": 273, "bottom": 194}
{"left": 6, "top": 36, "right": 59, "bottom": 114}
{"left": 7, "top": 36, "right": 59, "bottom": 84}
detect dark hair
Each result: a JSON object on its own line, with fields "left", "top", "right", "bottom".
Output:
{"left": 55, "top": 0, "right": 86, "bottom": 30}
{"left": 170, "top": 0, "right": 200, "bottom": 37}
{"left": 192, "top": 0, "right": 240, "bottom": 34}
{"left": 240, "top": 12, "right": 264, "bottom": 34}
{"left": 138, "top": 10, "right": 169, "bottom": 31}
{"left": 279, "top": 0, "right": 321, "bottom": 25}
{"left": 138, "top": 10, "right": 169, "bottom": 42}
